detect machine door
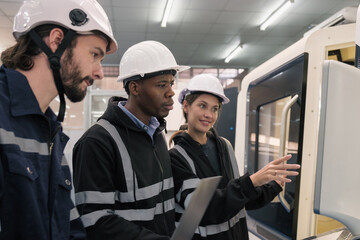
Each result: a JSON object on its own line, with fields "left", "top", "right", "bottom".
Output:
{"left": 245, "top": 54, "right": 308, "bottom": 239}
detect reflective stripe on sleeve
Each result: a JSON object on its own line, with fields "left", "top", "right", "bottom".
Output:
{"left": 77, "top": 195, "right": 175, "bottom": 225}
{"left": 175, "top": 178, "right": 199, "bottom": 202}
{"left": 76, "top": 177, "right": 174, "bottom": 205}
{"left": 75, "top": 191, "right": 116, "bottom": 205}
{"left": 70, "top": 207, "right": 81, "bottom": 221}
{"left": 175, "top": 208, "right": 246, "bottom": 237}
{"left": 196, "top": 209, "right": 246, "bottom": 236}
{"left": 174, "top": 190, "right": 194, "bottom": 214}
{"left": 114, "top": 198, "right": 175, "bottom": 221}
{"left": 81, "top": 209, "right": 114, "bottom": 228}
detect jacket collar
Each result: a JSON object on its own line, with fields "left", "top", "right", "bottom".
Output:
{"left": 102, "top": 96, "right": 167, "bottom": 133}
{"left": 173, "top": 128, "right": 217, "bottom": 146}
{"left": 2, "top": 65, "right": 44, "bottom": 117}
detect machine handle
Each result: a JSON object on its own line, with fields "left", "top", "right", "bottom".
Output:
{"left": 278, "top": 94, "right": 298, "bottom": 212}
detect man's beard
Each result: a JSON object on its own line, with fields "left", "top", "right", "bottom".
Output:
{"left": 60, "top": 49, "right": 94, "bottom": 102}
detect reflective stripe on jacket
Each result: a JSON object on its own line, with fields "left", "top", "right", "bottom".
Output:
{"left": 169, "top": 130, "right": 282, "bottom": 240}
{"left": 73, "top": 97, "right": 175, "bottom": 240}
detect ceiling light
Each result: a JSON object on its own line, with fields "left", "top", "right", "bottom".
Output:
{"left": 224, "top": 44, "right": 243, "bottom": 63}
{"left": 260, "top": 0, "right": 294, "bottom": 31}
{"left": 161, "top": 0, "right": 174, "bottom": 28}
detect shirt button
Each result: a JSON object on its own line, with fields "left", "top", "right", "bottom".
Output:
{"left": 26, "top": 167, "right": 33, "bottom": 174}
{"left": 65, "top": 179, "right": 71, "bottom": 186}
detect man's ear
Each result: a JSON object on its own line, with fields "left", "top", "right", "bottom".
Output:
{"left": 48, "top": 28, "right": 65, "bottom": 53}
{"left": 128, "top": 81, "right": 141, "bottom": 96}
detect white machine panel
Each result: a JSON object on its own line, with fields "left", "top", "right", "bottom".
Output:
{"left": 315, "top": 60, "right": 360, "bottom": 239}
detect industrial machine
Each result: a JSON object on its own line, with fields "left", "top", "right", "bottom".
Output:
{"left": 234, "top": 20, "right": 359, "bottom": 239}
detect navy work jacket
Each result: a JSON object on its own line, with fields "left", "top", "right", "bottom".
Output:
{"left": 0, "top": 65, "right": 85, "bottom": 239}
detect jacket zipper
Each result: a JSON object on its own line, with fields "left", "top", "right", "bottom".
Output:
{"left": 49, "top": 142, "right": 54, "bottom": 155}
{"left": 153, "top": 147, "right": 164, "bottom": 195}
{"left": 48, "top": 125, "right": 61, "bottom": 240}
{"left": 48, "top": 140, "right": 53, "bottom": 240}
{"left": 153, "top": 147, "right": 170, "bottom": 235}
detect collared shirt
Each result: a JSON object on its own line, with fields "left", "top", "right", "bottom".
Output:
{"left": 118, "top": 101, "right": 160, "bottom": 141}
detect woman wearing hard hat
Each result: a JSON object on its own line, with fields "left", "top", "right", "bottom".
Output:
{"left": 73, "top": 40, "right": 189, "bottom": 239}
{"left": 169, "top": 74, "right": 301, "bottom": 240}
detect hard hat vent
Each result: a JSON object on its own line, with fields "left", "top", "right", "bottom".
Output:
{"left": 13, "top": 0, "right": 118, "bottom": 54}
{"left": 69, "top": 9, "right": 88, "bottom": 26}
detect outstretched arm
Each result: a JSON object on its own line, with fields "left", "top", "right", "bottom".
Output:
{"left": 249, "top": 154, "right": 300, "bottom": 187}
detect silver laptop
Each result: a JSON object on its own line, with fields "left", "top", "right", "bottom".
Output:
{"left": 171, "top": 176, "right": 222, "bottom": 240}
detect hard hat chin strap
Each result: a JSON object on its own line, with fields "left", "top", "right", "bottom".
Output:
{"left": 28, "top": 29, "right": 77, "bottom": 122}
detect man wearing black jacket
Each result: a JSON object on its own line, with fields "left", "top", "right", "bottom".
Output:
{"left": 72, "top": 40, "right": 189, "bottom": 239}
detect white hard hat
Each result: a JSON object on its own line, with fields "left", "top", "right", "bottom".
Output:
{"left": 13, "top": 0, "right": 117, "bottom": 54}
{"left": 117, "top": 40, "right": 190, "bottom": 83}
{"left": 179, "top": 74, "right": 230, "bottom": 104}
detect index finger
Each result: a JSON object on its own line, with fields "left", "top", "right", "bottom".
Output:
{"left": 272, "top": 154, "right": 292, "bottom": 165}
